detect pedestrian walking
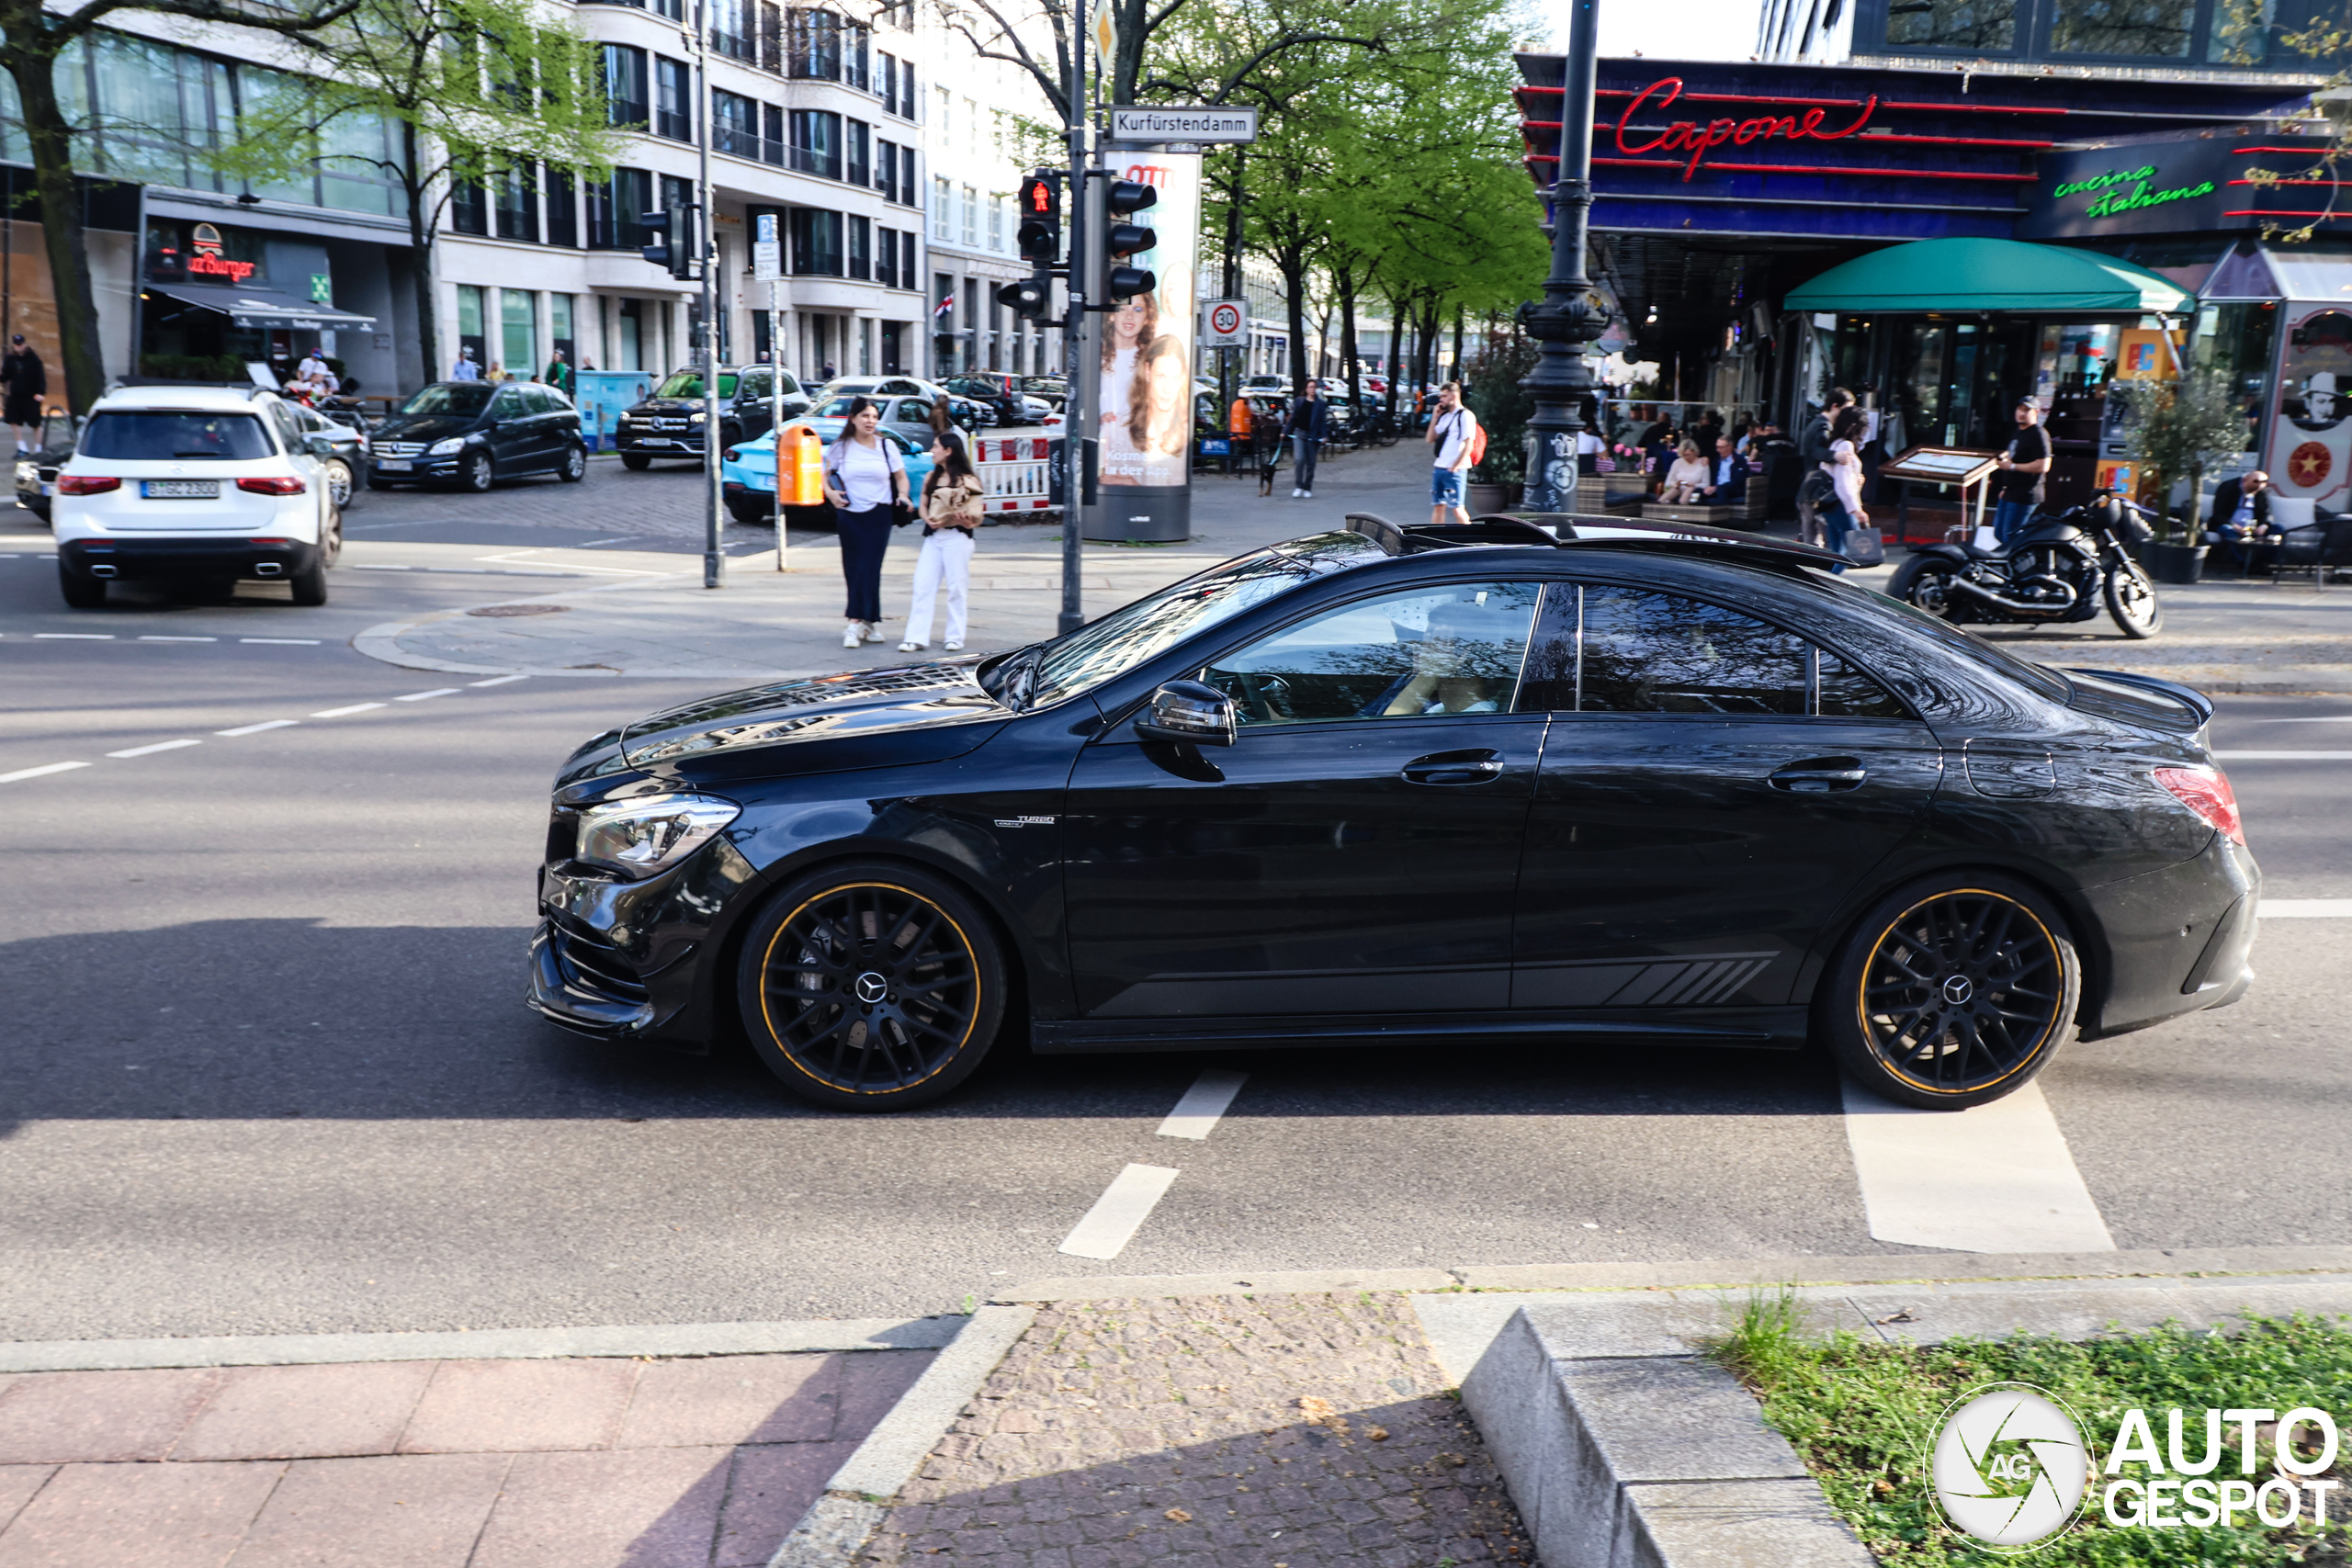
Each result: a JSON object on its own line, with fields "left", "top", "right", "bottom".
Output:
{"left": 1794, "top": 387, "right": 1854, "bottom": 547}
{"left": 450, "top": 347, "right": 481, "bottom": 381}
{"left": 1991, "top": 397, "right": 2052, "bottom": 546}
{"left": 3, "top": 333, "right": 46, "bottom": 454}
{"left": 1427, "top": 380, "right": 1479, "bottom": 525}
{"left": 1283, "top": 380, "right": 1330, "bottom": 498}
{"left": 1817, "top": 405, "right": 1869, "bottom": 572}
{"left": 542, "top": 348, "right": 573, "bottom": 396}
{"left": 900, "top": 429, "right": 985, "bottom": 653}
{"left": 823, "top": 397, "right": 910, "bottom": 649}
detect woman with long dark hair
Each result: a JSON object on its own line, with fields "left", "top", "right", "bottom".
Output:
{"left": 1817, "top": 405, "right": 1869, "bottom": 573}
{"left": 900, "top": 428, "right": 987, "bottom": 652}
{"left": 822, "top": 397, "right": 910, "bottom": 647}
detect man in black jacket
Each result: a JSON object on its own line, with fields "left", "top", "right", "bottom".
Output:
{"left": 1282, "top": 382, "right": 1330, "bottom": 499}
{"left": 1795, "top": 388, "right": 1854, "bottom": 547}
{"left": 1697, "top": 434, "right": 1748, "bottom": 506}
{"left": 2, "top": 334, "right": 46, "bottom": 454}
{"left": 2205, "top": 470, "right": 2277, "bottom": 570}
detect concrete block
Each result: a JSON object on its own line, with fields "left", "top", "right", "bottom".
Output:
{"left": 1841, "top": 1285, "right": 2211, "bottom": 1345}
{"left": 1417, "top": 1294, "right": 1710, "bottom": 1386}
{"left": 468, "top": 1447, "right": 730, "bottom": 1568}
{"left": 219, "top": 1452, "right": 511, "bottom": 1568}
{"left": 1557, "top": 1358, "right": 1810, "bottom": 1485}
{"left": 618, "top": 1355, "right": 841, "bottom": 1449}
{"left": 0, "top": 1369, "right": 217, "bottom": 1464}
{"left": 397, "top": 1359, "right": 638, "bottom": 1454}
{"left": 174, "top": 1361, "right": 435, "bottom": 1461}
{"left": 1616, "top": 1479, "right": 1873, "bottom": 1568}
{"left": 0, "top": 1460, "right": 280, "bottom": 1568}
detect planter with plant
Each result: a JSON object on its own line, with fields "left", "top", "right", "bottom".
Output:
{"left": 2113, "top": 369, "right": 2252, "bottom": 584}
{"left": 1463, "top": 326, "right": 1536, "bottom": 512}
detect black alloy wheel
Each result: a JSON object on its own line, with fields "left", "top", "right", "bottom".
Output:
{"left": 620, "top": 451, "right": 652, "bottom": 471}
{"left": 1821, "top": 875, "right": 2080, "bottom": 1109}
{"left": 2104, "top": 560, "right": 2163, "bottom": 638}
{"left": 558, "top": 444, "right": 587, "bottom": 482}
{"left": 458, "top": 449, "right": 495, "bottom": 493}
{"left": 735, "top": 862, "right": 1007, "bottom": 1110}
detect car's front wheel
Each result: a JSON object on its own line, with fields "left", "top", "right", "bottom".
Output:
{"left": 458, "top": 449, "right": 494, "bottom": 493}
{"left": 1819, "top": 874, "right": 2080, "bottom": 1110}
{"left": 735, "top": 862, "right": 1008, "bottom": 1111}
{"left": 557, "top": 444, "right": 587, "bottom": 482}
{"left": 321, "top": 457, "right": 356, "bottom": 511}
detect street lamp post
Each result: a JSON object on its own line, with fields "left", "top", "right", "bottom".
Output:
{"left": 1518, "top": 0, "right": 1605, "bottom": 515}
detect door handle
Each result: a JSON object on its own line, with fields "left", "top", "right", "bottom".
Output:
{"left": 1770, "top": 760, "right": 1868, "bottom": 793}
{"left": 1403, "top": 749, "right": 1504, "bottom": 785}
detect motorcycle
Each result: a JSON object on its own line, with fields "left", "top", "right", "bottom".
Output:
{"left": 1884, "top": 490, "right": 2164, "bottom": 639}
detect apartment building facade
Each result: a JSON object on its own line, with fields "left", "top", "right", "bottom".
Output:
{"left": 921, "top": 57, "right": 1054, "bottom": 380}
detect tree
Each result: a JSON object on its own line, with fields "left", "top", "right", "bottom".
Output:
{"left": 2117, "top": 370, "right": 2252, "bottom": 538}
{"left": 0, "top": 0, "right": 360, "bottom": 412}
{"left": 212, "top": 0, "right": 620, "bottom": 389}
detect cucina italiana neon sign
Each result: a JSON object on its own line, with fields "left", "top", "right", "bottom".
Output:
{"left": 1613, "top": 76, "right": 1877, "bottom": 181}
{"left": 2051, "top": 165, "right": 2215, "bottom": 216}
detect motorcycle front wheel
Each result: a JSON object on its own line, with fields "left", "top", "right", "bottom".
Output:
{"left": 2104, "top": 559, "right": 2163, "bottom": 638}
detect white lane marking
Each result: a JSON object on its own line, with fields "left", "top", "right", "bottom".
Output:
{"left": 350, "top": 563, "right": 413, "bottom": 570}
{"left": 468, "top": 674, "right": 530, "bottom": 687}
{"left": 242, "top": 638, "right": 320, "bottom": 646}
{"left": 1841, "top": 1078, "right": 2115, "bottom": 1254}
{"left": 217, "top": 719, "right": 300, "bottom": 736}
{"left": 2259, "top": 898, "right": 2352, "bottom": 918}
{"left": 1158, "top": 1069, "right": 1249, "bottom": 1141}
{"left": 105, "top": 739, "right": 203, "bottom": 759}
{"left": 392, "top": 687, "right": 461, "bottom": 702}
{"left": 1057, "top": 1164, "right": 1181, "bottom": 1260}
{"left": 35, "top": 633, "right": 112, "bottom": 639}
{"left": 309, "top": 702, "right": 386, "bottom": 718}
{"left": 2213, "top": 750, "right": 2352, "bottom": 761}
{"left": 2259, "top": 716, "right": 2352, "bottom": 722}
{"left": 0, "top": 761, "right": 91, "bottom": 784}
{"left": 139, "top": 636, "right": 217, "bottom": 642}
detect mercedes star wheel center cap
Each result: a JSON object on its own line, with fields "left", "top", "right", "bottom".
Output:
{"left": 1942, "top": 975, "right": 1975, "bottom": 1006}
{"left": 855, "top": 972, "right": 889, "bottom": 1005}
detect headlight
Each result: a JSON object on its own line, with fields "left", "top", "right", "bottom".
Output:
{"left": 427, "top": 436, "right": 466, "bottom": 456}
{"left": 688, "top": 412, "right": 707, "bottom": 423}
{"left": 574, "top": 794, "right": 740, "bottom": 879}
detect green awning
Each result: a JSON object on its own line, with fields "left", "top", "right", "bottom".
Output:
{"left": 1782, "top": 238, "right": 2191, "bottom": 315}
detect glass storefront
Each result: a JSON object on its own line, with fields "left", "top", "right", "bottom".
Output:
{"left": 501, "top": 289, "right": 537, "bottom": 380}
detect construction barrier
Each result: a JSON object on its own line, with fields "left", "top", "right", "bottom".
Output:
{"left": 973, "top": 435, "right": 1057, "bottom": 515}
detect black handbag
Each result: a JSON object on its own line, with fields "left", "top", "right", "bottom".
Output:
{"left": 892, "top": 498, "right": 919, "bottom": 528}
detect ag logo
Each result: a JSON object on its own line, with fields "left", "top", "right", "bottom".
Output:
{"left": 1925, "top": 1382, "right": 2092, "bottom": 1550}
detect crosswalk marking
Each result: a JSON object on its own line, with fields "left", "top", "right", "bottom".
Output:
{"left": 1057, "top": 1165, "right": 1181, "bottom": 1260}
{"left": 1158, "top": 1070, "right": 1249, "bottom": 1140}
{"left": 2259, "top": 898, "right": 2352, "bottom": 918}
{"left": 1841, "top": 1078, "right": 2114, "bottom": 1254}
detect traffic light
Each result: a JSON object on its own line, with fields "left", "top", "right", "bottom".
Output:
{"left": 639, "top": 207, "right": 695, "bottom": 280}
{"left": 1016, "top": 171, "right": 1062, "bottom": 264}
{"left": 1004, "top": 275, "right": 1053, "bottom": 321}
{"left": 1102, "top": 179, "right": 1158, "bottom": 301}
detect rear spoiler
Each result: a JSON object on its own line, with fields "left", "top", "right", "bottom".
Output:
{"left": 2067, "top": 667, "right": 2215, "bottom": 728}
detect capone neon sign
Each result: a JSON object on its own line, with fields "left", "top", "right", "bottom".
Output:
{"left": 1612, "top": 76, "right": 1878, "bottom": 181}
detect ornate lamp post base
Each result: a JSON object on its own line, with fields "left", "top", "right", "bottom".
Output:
{"left": 1518, "top": 0, "right": 1608, "bottom": 516}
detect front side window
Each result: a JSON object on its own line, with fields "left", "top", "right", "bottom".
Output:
{"left": 82, "top": 411, "right": 273, "bottom": 460}
{"left": 1203, "top": 583, "right": 1540, "bottom": 727}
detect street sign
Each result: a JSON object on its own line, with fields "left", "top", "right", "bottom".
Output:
{"left": 1105, "top": 105, "right": 1258, "bottom": 144}
{"left": 752, "top": 212, "right": 782, "bottom": 282}
{"left": 1203, "top": 299, "right": 1247, "bottom": 346}
{"left": 1090, "top": 0, "right": 1115, "bottom": 65}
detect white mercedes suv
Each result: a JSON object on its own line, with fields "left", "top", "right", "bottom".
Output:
{"left": 53, "top": 385, "right": 342, "bottom": 608}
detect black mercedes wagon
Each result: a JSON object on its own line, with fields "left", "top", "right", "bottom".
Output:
{"left": 529, "top": 515, "right": 2259, "bottom": 1112}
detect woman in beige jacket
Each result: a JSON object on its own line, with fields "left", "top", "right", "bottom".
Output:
{"left": 900, "top": 430, "right": 987, "bottom": 652}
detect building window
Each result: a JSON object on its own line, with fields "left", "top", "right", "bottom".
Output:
{"left": 933, "top": 177, "right": 951, "bottom": 240}
{"left": 711, "top": 0, "right": 754, "bottom": 60}
{"left": 791, "top": 8, "right": 842, "bottom": 78}
{"left": 960, "top": 185, "right": 978, "bottom": 247}
{"left": 451, "top": 178, "right": 488, "bottom": 236}
{"left": 2050, "top": 0, "right": 2191, "bottom": 56}
{"left": 986, "top": 195, "right": 1001, "bottom": 253}
{"left": 789, "top": 209, "right": 844, "bottom": 276}
{"left": 935, "top": 86, "right": 950, "bottom": 137}
{"left": 876, "top": 141, "right": 897, "bottom": 199}
{"left": 763, "top": 104, "right": 786, "bottom": 166}
{"left": 790, "top": 109, "right": 842, "bottom": 179}
{"left": 1881, "top": 0, "right": 2017, "bottom": 50}
{"left": 547, "top": 170, "right": 579, "bottom": 248}
{"left": 844, "top": 21, "right": 870, "bottom": 88}
{"left": 847, "top": 120, "right": 871, "bottom": 186}
{"left": 493, "top": 164, "right": 538, "bottom": 243}
{"left": 500, "top": 289, "right": 537, "bottom": 378}
{"left": 848, "top": 214, "right": 872, "bottom": 279}
{"left": 901, "top": 60, "right": 916, "bottom": 115}
{"left": 877, "top": 52, "right": 897, "bottom": 114}
{"left": 551, "top": 293, "right": 575, "bottom": 362}
{"left": 654, "top": 57, "right": 692, "bottom": 141}
{"left": 650, "top": 0, "right": 682, "bottom": 20}
{"left": 602, "top": 45, "right": 648, "bottom": 127}
{"left": 457, "top": 285, "right": 485, "bottom": 363}
{"left": 715, "top": 90, "right": 759, "bottom": 160}
{"left": 587, "top": 167, "right": 652, "bottom": 250}
{"left": 902, "top": 232, "right": 917, "bottom": 292}
{"left": 876, "top": 225, "right": 899, "bottom": 288}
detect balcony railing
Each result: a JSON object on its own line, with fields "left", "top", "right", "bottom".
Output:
{"left": 789, "top": 145, "right": 842, "bottom": 180}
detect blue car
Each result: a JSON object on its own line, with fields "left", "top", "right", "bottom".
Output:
{"left": 721, "top": 423, "right": 936, "bottom": 526}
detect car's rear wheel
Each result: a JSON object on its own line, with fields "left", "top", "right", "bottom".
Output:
{"left": 458, "top": 450, "right": 494, "bottom": 493}
{"left": 727, "top": 498, "right": 775, "bottom": 526}
{"left": 1820, "top": 874, "right": 2080, "bottom": 1110}
{"left": 736, "top": 862, "right": 1007, "bottom": 1111}
{"left": 620, "top": 452, "right": 652, "bottom": 471}
{"left": 321, "top": 457, "right": 356, "bottom": 511}
{"left": 59, "top": 564, "right": 106, "bottom": 609}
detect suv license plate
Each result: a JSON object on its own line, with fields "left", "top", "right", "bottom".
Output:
{"left": 141, "top": 479, "right": 219, "bottom": 498}
{"left": 377, "top": 459, "right": 413, "bottom": 471}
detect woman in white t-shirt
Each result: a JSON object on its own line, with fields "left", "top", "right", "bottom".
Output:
{"left": 822, "top": 398, "right": 911, "bottom": 648}
{"left": 1818, "top": 406, "right": 1867, "bottom": 574}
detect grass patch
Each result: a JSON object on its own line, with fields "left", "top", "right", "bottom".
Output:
{"left": 1703, "top": 1291, "right": 2352, "bottom": 1564}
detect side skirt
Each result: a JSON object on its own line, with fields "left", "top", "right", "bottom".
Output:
{"left": 1029, "top": 1007, "right": 1810, "bottom": 1055}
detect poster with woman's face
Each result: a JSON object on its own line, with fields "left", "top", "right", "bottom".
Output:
{"left": 2268, "top": 307, "right": 2352, "bottom": 503}
{"left": 1097, "top": 152, "right": 1200, "bottom": 490}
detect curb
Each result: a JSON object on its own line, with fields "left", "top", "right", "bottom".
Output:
{"left": 0, "top": 1314, "right": 966, "bottom": 1373}
{"left": 767, "top": 1303, "right": 1036, "bottom": 1568}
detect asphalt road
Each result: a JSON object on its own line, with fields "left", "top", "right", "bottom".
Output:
{"left": 2, "top": 464, "right": 2346, "bottom": 1341}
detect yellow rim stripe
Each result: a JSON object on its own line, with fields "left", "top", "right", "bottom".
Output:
{"left": 1856, "top": 888, "right": 2064, "bottom": 1097}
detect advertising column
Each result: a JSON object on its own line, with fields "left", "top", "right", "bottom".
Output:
{"left": 1087, "top": 149, "right": 1200, "bottom": 543}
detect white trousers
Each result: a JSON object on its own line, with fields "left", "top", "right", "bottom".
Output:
{"left": 905, "top": 527, "right": 973, "bottom": 645}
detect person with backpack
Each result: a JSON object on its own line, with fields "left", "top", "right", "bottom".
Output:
{"left": 1427, "top": 380, "right": 1481, "bottom": 525}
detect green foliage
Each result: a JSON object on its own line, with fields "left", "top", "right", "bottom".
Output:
{"left": 1705, "top": 1308, "right": 2352, "bottom": 1566}
{"left": 2114, "top": 371, "right": 2251, "bottom": 538}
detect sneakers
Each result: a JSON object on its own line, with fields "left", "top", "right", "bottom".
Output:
{"left": 944, "top": 640, "right": 963, "bottom": 652}
{"left": 1291, "top": 487, "right": 1303, "bottom": 498}
{"left": 843, "top": 621, "right": 865, "bottom": 649}
{"left": 898, "top": 639, "right": 926, "bottom": 652}
{"left": 1300, "top": 490, "right": 1313, "bottom": 498}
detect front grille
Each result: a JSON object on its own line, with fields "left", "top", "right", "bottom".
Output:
{"left": 550, "top": 924, "right": 648, "bottom": 1004}
{"left": 648, "top": 419, "right": 688, "bottom": 431}
{"left": 375, "top": 441, "right": 425, "bottom": 457}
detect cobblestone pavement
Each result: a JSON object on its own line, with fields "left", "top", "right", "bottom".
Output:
{"left": 865, "top": 1293, "right": 1534, "bottom": 1568}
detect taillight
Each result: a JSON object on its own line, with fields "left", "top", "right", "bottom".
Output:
{"left": 237, "top": 477, "right": 308, "bottom": 495}
{"left": 2155, "top": 767, "right": 2245, "bottom": 846}
{"left": 57, "top": 474, "right": 119, "bottom": 495}
{"left": 722, "top": 447, "right": 742, "bottom": 463}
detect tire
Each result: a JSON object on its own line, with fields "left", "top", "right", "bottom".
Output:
{"left": 288, "top": 531, "right": 331, "bottom": 606}
{"left": 728, "top": 498, "right": 775, "bottom": 526}
{"left": 321, "top": 457, "right": 356, "bottom": 511}
{"left": 316, "top": 503, "right": 344, "bottom": 569}
{"left": 735, "top": 861, "right": 1009, "bottom": 1111}
{"left": 458, "top": 449, "right": 494, "bottom": 493}
{"left": 1818, "top": 874, "right": 2081, "bottom": 1110}
{"left": 557, "top": 444, "right": 587, "bottom": 483}
{"left": 1886, "top": 555, "right": 1968, "bottom": 622}
{"left": 620, "top": 452, "right": 652, "bottom": 471}
{"left": 59, "top": 564, "right": 106, "bottom": 608}
{"left": 2104, "top": 559, "right": 2162, "bottom": 638}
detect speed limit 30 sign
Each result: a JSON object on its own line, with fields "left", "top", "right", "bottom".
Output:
{"left": 1203, "top": 299, "right": 1247, "bottom": 346}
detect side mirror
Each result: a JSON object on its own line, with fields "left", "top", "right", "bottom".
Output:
{"left": 1133, "top": 680, "right": 1236, "bottom": 747}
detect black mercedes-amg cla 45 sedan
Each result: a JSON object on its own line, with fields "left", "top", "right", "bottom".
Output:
{"left": 529, "top": 514, "right": 2258, "bottom": 1112}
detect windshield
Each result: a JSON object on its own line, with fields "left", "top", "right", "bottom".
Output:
{"left": 813, "top": 397, "right": 865, "bottom": 418}
{"left": 81, "top": 411, "right": 273, "bottom": 460}
{"left": 1005, "top": 536, "right": 1378, "bottom": 710}
{"left": 653, "top": 370, "right": 738, "bottom": 399}
{"left": 1806, "top": 568, "right": 2073, "bottom": 703}
{"left": 400, "top": 383, "right": 493, "bottom": 417}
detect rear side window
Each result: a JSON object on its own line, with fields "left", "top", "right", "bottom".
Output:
{"left": 82, "top": 412, "right": 272, "bottom": 461}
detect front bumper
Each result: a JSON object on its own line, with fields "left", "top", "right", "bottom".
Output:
{"left": 368, "top": 455, "right": 461, "bottom": 481}
{"left": 60, "top": 535, "right": 322, "bottom": 582}
{"left": 616, "top": 428, "right": 702, "bottom": 455}
{"left": 524, "top": 838, "right": 759, "bottom": 1048}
